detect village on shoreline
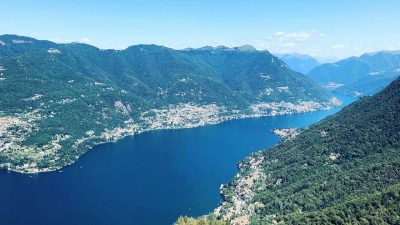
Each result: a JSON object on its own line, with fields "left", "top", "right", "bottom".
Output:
{"left": 0, "top": 97, "right": 341, "bottom": 174}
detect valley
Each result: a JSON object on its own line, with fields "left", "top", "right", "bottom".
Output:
{"left": 0, "top": 35, "right": 338, "bottom": 173}
{"left": 2, "top": 2, "right": 400, "bottom": 225}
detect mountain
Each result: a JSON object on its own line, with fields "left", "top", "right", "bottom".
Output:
{"left": 308, "top": 51, "right": 400, "bottom": 96}
{"left": 209, "top": 77, "right": 400, "bottom": 224}
{"left": 182, "top": 47, "right": 329, "bottom": 103}
{"left": 276, "top": 53, "right": 320, "bottom": 74}
{"left": 0, "top": 35, "right": 336, "bottom": 173}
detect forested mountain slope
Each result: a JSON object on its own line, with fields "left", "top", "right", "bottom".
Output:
{"left": 182, "top": 47, "right": 328, "bottom": 103}
{"left": 308, "top": 51, "right": 400, "bottom": 96}
{"left": 213, "top": 77, "right": 400, "bottom": 224}
{"left": 0, "top": 35, "right": 336, "bottom": 173}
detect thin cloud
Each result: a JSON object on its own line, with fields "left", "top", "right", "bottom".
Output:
{"left": 255, "top": 30, "right": 327, "bottom": 52}
{"left": 274, "top": 30, "right": 325, "bottom": 42}
{"left": 332, "top": 44, "right": 345, "bottom": 49}
{"left": 274, "top": 31, "right": 286, "bottom": 36}
{"left": 282, "top": 42, "right": 296, "bottom": 47}
{"left": 81, "top": 38, "right": 92, "bottom": 43}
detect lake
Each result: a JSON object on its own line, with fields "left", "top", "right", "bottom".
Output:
{"left": 0, "top": 96, "right": 355, "bottom": 225}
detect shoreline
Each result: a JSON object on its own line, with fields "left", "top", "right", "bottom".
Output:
{"left": 2, "top": 99, "right": 342, "bottom": 174}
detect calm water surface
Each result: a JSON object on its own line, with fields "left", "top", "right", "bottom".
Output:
{"left": 0, "top": 96, "right": 355, "bottom": 225}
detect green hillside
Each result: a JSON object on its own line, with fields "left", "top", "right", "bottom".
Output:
{"left": 183, "top": 47, "right": 328, "bottom": 103}
{"left": 0, "top": 35, "right": 335, "bottom": 173}
{"left": 211, "top": 77, "right": 400, "bottom": 224}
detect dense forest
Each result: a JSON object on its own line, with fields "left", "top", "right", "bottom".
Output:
{"left": 0, "top": 35, "right": 334, "bottom": 173}
{"left": 181, "top": 77, "right": 400, "bottom": 224}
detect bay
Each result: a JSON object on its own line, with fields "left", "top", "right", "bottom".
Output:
{"left": 0, "top": 96, "right": 355, "bottom": 225}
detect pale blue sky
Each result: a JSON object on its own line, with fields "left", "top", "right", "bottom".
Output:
{"left": 1, "top": 0, "right": 399, "bottom": 60}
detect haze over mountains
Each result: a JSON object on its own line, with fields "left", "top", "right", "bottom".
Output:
{"left": 276, "top": 53, "right": 321, "bottom": 74}
{"left": 0, "top": 35, "right": 337, "bottom": 173}
{"left": 308, "top": 50, "right": 400, "bottom": 96}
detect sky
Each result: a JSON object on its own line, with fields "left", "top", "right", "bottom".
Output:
{"left": 1, "top": 0, "right": 400, "bottom": 61}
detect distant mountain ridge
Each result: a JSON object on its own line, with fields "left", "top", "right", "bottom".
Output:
{"left": 276, "top": 53, "right": 321, "bottom": 74}
{"left": 184, "top": 44, "right": 258, "bottom": 52}
{"left": 0, "top": 34, "right": 336, "bottom": 173}
{"left": 308, "top": 50, "right": 400, "bottom": 96}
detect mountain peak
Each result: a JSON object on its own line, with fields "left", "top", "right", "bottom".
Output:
{"left": 189, "top": 45, "right": 258, "bottom": 52}
{"left": 361, "top": 50, "right": 400, "bottom": 57}
{"left": 0, "top": 34, "right": 38, "bottom": 45}
{"left": 193, "top": 45, "right": 230, "bottom": 51}
{"left": 235, "top": 45, "right": 257, "bottom": 52}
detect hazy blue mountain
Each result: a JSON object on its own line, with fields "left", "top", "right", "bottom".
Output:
{"left": 276, "top": 53, "right": 321, "bottom": 74}
{"left": 308, "top": 51, "right": 400, "bottom": 96}
{"left": 0, "top": 35, "right": 335, "bottom": 173}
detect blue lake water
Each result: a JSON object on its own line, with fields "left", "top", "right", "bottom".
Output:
{"left": 0, "top": 96, "right": 355, "bottom": 225}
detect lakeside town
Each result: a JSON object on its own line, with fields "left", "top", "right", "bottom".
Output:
{"left": 0, "top": 97, "right": 341, "bottom": 173}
